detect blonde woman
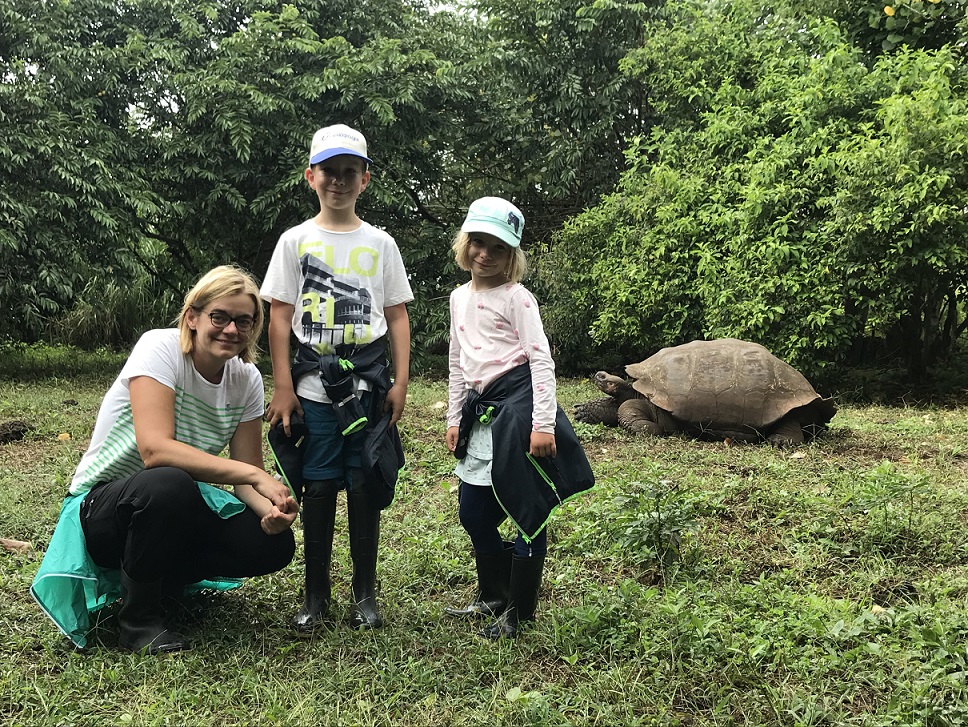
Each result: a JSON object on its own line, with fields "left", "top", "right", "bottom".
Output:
{"left": 32, "top": 266, "right": 297, "bottom": 654}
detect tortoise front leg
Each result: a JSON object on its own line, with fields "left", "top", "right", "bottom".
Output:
{"left": 617, "top": 400, "right": 677, "bottom": 436}
{"left": 767, "top": 416, "right": 805, "bottom": 446}
{"left": 574, "top": 397, "right": 620, "bottom": 427}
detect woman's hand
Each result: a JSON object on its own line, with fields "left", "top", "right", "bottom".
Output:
{"left": 253, "top": 470, "right": 297, "bottom": 510}
{"left": 260, "top": 498, "right": 299, "bottom": 535}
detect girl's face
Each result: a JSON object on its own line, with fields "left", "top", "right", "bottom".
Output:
{"left": 467, "top": 232, "right": 512, "bottom": 289}
{"left": 186, "top": 293, "right": 258, "bottom": 375}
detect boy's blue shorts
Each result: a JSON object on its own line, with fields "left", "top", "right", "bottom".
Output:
{"left": 299, "top": 394, "right": 368, "bottom": 480}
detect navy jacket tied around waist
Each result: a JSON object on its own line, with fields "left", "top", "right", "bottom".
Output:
{"left": 455, "top": 364, "right": 594, "bottom": 541}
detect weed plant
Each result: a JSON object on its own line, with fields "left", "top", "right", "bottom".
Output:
{"left": 2, "top": 352, "right": 968, "bottom": 725}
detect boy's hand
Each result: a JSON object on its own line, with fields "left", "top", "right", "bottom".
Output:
{"left": 265, "top": 390, "right": 303, "bottom": 436}
{"left": 529, "top": 431, "right": 557, "bottom": 459}
{"left": 445, "top": 426, "right": 459, "bottom": 452}
{"left": 384, "top": 382, "right": 408, "bottom": 427}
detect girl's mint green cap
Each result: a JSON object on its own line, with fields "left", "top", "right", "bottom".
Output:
{"left": 461, "top": 197, "right": 525, "bottom": 248}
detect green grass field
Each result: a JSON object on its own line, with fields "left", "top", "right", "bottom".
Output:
{"left": 2, "top": 346, "right": 968, "bottom": 725}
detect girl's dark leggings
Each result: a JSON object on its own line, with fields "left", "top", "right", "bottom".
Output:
{"left": 457, "top": 481, "right": 547, "bottom": 558}
{"left": 80, "top": 466, "right": 295, "bottom": 584}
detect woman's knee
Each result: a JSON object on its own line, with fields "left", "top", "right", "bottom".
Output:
{"left": 251, "top": 530, "right": 296, "bottom": 576}
{"left": 271, "top": 530, "right": 297, "bottom": 569}
{"left": 126, "top": 467, "right": 203, "bottom": 514}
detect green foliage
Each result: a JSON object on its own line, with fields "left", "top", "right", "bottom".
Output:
{"left": 46, "top": 273, "right": 180, "bottom": 349}
{"left": 612, "top": 471, "right": 700, "bottom": 572}
{"left": 0, "top": 0, "right": 165, "bottom": 342}
{"left": 0, "top": 342, "right": 127, "bottom": 381}
{"left": 540, "top": 0, "right": 968, "bottom": 377}
{"left": 815, "top": 0, "right": 968, "bottom": 55}
{"left": 1, "top": 0, "right": 660, "bottom": 372}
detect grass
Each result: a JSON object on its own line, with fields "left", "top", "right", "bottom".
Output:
{"left": 3, "top": 350, "right": 968, "bottom": 725}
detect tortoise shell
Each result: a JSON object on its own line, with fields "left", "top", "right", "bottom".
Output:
{"left": 624, "top": 338, "right": 831, "bottom": 433}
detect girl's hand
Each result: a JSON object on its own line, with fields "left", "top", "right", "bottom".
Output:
{"left": 529, "top": 431, "right": 557, "bottom": 458}
{"left": 445, "top": 426, "right": 460, "bottom": 452}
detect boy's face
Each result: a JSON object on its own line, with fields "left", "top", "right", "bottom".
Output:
{"left": 306, "top": 155, "right": 370, "bottom": 212}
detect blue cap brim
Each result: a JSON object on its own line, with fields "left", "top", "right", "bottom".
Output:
{"left": 310, "top": 147, "right": 373, "bottom": 165}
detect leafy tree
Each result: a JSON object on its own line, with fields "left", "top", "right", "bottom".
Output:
{"left": 1, "top": 0, "right": 479, "bottom": 357}
{"left": 2, "top": 0, "right": 656, "bottom": 365}
{"left": 541, "top": 0, "right": 968, "bottom": 378}
{"left": 815, "top": 0, "right": 968, "bottom": 56}
{"left": 0, "top": 0, "right": 164, "bottom": 343}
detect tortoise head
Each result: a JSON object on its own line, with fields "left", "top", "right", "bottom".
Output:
{"left": 593, "top": 371, "right": 635, "bottom": 399}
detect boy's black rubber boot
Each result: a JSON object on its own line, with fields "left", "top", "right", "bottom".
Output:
{"left": 292, "top": 489, "right": 338, "bottom": 635}
{"left": 118, "top": 571, "right": 189, "bottom": 655}
{"left": 480, "top": 554, "right": 544, "bottom": 640}
{"left": 347, "top": 489, "right": 383, "bottom": 629}
{"left": 445, "top": 542, "right": 513, "bottom": 618}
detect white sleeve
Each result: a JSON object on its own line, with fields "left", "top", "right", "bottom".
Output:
{"left": 241, "top": 364, "right": 266, "bottom": 422}
{"left": 507, "top": 288, "right": 557, "bottom": 433}
{"left": 117, "top": 330, "right": 181, "bottom": 391}
{"left": 447, "top": 289, "right": 468, "bottom": 428}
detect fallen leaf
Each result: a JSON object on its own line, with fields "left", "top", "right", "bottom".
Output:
{"left": 57, "top": 432, "right": 71, "bottom": 441}
{"left": 789, "top": 451, "right": 807, "bottom": 459}
{"left": 1, "top": 538, "right": 32, "bottom": 553}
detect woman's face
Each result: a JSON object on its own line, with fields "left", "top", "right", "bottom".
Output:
{"left": 187, "top": 293, "right": 258, "bottom": 364}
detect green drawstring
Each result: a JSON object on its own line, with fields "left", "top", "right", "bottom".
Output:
{"left": 478, "top": 406, "right": 495, "bottom": 424}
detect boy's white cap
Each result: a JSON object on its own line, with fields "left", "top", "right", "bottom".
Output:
{"left": 309, "top": 124, "right": 372, "bottom": 166}
{"left": 460, "top": 197, "right": 525, "bottom": 248}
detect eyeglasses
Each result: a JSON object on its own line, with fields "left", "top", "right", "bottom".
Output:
{"left": 194, "top": 307, "right": 256, "bottom": 333}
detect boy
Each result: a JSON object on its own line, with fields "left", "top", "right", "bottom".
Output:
{"left": 261, "top": 124, "right": 412, "bottom": 632}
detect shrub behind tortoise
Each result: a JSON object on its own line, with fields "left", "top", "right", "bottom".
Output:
{"left": 574, "top": 338, "right": 836, "bottom": 445}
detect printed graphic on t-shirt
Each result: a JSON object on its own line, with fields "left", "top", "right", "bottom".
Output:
{"left": 299, "top": 244, "right": 378, "bottom": 352}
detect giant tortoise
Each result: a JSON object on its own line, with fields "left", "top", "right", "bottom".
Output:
{"left": 573, "top": 338, "right": 836, "bottom": 445}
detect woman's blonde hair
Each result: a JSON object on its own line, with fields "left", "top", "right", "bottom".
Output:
{"left": 451, "top": 231, "right": 528, "bottom": 283}
{"left": 177, "top": 265, "right": 264, "bottom": 363}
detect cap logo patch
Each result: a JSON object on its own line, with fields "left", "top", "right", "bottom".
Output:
{"left": 506, "top": 211, "right": 521, "bottom": 234}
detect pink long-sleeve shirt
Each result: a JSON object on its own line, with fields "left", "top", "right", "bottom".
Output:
{"left": 447, "top": 282, "right": 557, "bottom": 433}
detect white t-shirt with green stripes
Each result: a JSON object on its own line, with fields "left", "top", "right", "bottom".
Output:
{"left": 69, "top": 329, "right": 265, "bottom": 495}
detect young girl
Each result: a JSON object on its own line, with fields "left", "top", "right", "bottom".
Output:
{"left": 444, "top": 197, "right": 594, "bottom": 639}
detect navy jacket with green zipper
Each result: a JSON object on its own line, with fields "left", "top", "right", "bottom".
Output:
{"left": 454, "top": 364, "right": 594, "bottom": 542}
{"left": 269, "top": 339, "right": 403, "bottom": 509}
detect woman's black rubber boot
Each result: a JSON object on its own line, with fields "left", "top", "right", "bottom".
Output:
{"left": 118, "top": 570, "right": 189, "bottom": 654}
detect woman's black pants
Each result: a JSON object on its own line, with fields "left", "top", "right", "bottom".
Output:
{"left": 80, "top": 466, "right": 295, "bottom": 584}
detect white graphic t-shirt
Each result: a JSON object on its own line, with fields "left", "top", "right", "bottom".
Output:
{"left": 69, "top": 329, "right": 265, "bottom": 495}
{"left": 260, "top": 219, "right": 413, "bottom": 402}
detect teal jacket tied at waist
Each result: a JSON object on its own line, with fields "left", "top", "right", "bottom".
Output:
{"left": 30, "top": 484, "right": 245, "bottom": 649}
